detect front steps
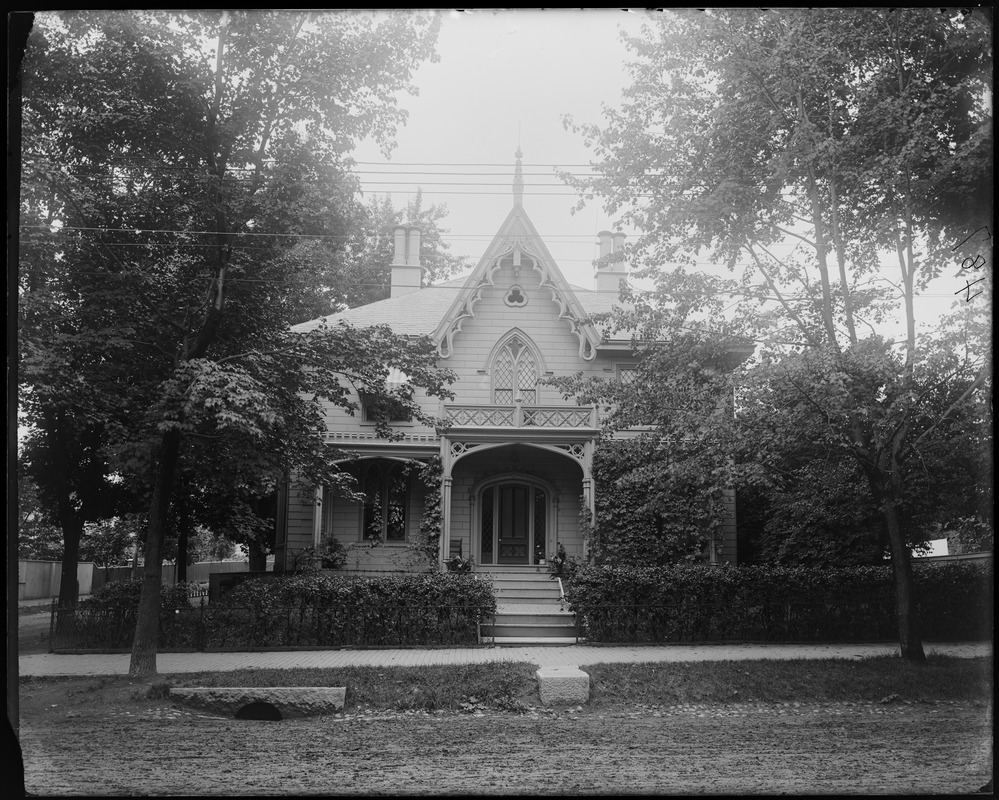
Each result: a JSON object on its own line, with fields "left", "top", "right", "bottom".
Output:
{"left": 477, "top": 566, "right": 578, "bottom": 646}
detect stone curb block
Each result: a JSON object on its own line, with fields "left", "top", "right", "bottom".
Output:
{"left": 170, "top": 687, "right": 346, "bottom": 718}
{"left": 536, "top": 666, "right": 589, "bottom": 706}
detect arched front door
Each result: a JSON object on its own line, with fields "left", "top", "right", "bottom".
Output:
{"left": 479, "top": 480, "right": 548, "bottom": 566}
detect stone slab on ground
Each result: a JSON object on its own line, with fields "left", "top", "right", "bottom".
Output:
{"left": 536, "top": 666, "right": 589, "bottom": 705}
{"left": 170, "top": 686, "right": 346, "bottom": 718}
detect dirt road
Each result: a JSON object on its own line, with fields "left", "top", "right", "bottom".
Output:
{"left": 17, "top": 691, "right": 992, "bottom": 795}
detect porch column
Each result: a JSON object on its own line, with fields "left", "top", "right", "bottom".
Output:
{"left": 582, "top": 440, "right": 596, "bottom": 562}
{"left": 440, "top": 476, "right": 453, "bottom": 569}
{"left": 313, "top": 485, "right": 324, "bottom": 568}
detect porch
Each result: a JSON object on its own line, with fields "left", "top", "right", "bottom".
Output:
{"left": 439, "top": 402, "right": 599, "bottom": 569}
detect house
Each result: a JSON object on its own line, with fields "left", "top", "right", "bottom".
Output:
{"left": 274, "top": 152, "right": 740, "bottom": 575}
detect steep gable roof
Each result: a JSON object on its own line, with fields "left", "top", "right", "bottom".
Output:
{"left": 291, "top": 217, "right": 630, "bottom": 355}
{"left": 432, "top": 203, "right": 604, "bottom": 360}
{"left": 292, "top": 152, "right": 632, "bottom": 354}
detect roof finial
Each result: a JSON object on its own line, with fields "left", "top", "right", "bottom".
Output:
{"left": 513, "top": 147, "right": 524, "bottom": 208}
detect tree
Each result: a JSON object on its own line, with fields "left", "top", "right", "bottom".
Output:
{"left": 16, "top": 473, "right": 64, "bottom": 561}
{"left": 79, "top": 516, "right": 143, "bottom": 569}
{"left": 561, "top": 8, "right": 992, "bottom": 660}
{"left": 332, "top": 192, "right": 468, "bottom": 308}
{"left": 18, "top": 10, "right": 453, "bottom": 678}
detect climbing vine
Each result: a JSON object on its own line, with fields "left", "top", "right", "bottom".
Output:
{"left": 413, "top": 455, "right": 443, "bottom": 563}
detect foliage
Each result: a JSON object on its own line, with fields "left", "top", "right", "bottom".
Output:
{"left": 17, "top": 9, "right": 450, "bottom": 676}
{"left": 16, "top": 473, "right": 64, "bottom": 560}
{"left": 188, "top": 526, "right": 239, "bottom": 564}
{"left": 546, "top": 541, "right": 581, "bottom": 582}
{"left": 53, "top": 578, "right": 197, "bottom": 650}
{"left": 218, "top": 571, "right": 496, "bottom": 612}
{"left": 565, "top": 561, "right": 993, "bottom": 643}
{"left": 586, "top": 438, "right": 716, "bottom": 566}
{"left": 945, "top": 518, "right": 994, "bottom": 555}
{"left": 444, "top": 554, "right": 474, "bottom": 574}
{"left": 204, "top": 571, "right": 496, "bottom": 647}
{"left": 559, "top": 7, "right": 992, "bottom": 661}
{"left": 319, "top": 538, "right": 349, "bottom": 570}
{"left": 336, "top": 193, "right": 468, "bottom": 308}
{"left": 79, "top": 516, "right": 144, "bottom": 567}
{"left": 82, "top": 578, "right": 191, "bottom": 616}
{"left": 414, "top": 455, "right": 444, "bottom": 563}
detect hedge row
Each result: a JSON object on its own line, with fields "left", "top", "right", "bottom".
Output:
{"left": 564, "top": 561, "right": 993, "bottom": 643}
{"left": 53, "top": 572, "right": 497, "bottom": 650}
{"left": 208, "top": 572, "right": 497, "bottom": 648}
{"left": 52, "top": 580, "right": 195, "bottom": 650}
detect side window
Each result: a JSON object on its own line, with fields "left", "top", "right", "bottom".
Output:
{"left": 360, "top": 391, "right": 411, "bottom": 424}
{"left": 361, "top": 462, "right": 409, "bottom": 542}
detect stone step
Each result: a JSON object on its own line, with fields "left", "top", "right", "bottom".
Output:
{"left": 487, "top": 636, "right": 579, "bottom": 646}
{"left": 493, "top": 595, "right": 565, "bottom": 606}
{"left": 493, "top": 612, "right": 574, "bottom": 626}
{"left": 481, "top": 621, "right": 578, "bottom": 638}
{"left": 493, "top": 586, "right": 561, "bottom": 597}
{"left": 477, "top": 565, "right": 549, "bottom": 575}
{"left": 489, "top": 577, "right": 559, "bottom": 590}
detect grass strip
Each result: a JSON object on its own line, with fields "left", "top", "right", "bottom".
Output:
{"left": 95, "top": 655, "right": 992, "bottom": 712}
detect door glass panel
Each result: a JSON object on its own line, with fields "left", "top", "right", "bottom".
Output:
{"left": 498, "top": 484, "right": 529, "bottom": 563}
{"left": 480, "top": 487, "right": 494, "bottom": 564}
{"left": 533, "top": 489, "right": 547, "bottom": 563}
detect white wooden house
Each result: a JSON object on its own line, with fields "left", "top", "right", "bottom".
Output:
{"left": 274, "top": 154, "right": 740, "bottom": 575}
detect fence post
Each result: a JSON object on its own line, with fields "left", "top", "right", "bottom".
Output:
{"left": 198, "top": 597, "right": 206, "bottom": 652}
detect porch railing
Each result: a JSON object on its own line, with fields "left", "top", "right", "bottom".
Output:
{"left": 444, "top": 403, "right": 597, "bottom": 429}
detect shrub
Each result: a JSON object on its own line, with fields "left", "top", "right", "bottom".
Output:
{"left": 208, "top": 571, "right": 497, "bottom": 648}
{"left": 564, "top": 561, "right": 992, "bottom": 643}
{"left": 54, "top": 579, "right": 197, "bottom": 649}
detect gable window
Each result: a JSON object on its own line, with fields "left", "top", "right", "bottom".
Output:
{"left": 361, "top": 462, "right": 409, "bottom": 542}
{"left": 492, "top": 333, "right": 540, "bottom": 404}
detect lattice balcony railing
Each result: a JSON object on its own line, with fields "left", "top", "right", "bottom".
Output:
{"left": 444, "top": 404, "right": 597, "bottom": 429}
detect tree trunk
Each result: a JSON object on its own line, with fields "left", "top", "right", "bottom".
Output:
{"left": 176, "top": 496, "right": 192, "bottom": 585}
{"left": 56, "top": 518, "right": 83, "bottom": 610}
{"left": 128, "top": 428, "right": 183, "bottom": 678}
{"left": 882, "top": 500, "right": 925, "bottom": 662}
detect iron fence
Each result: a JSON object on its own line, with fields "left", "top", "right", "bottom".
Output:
{"left": 49, "top": 601, "right": 496, "bottom": 651}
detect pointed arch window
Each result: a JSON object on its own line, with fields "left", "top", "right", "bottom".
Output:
{"left": 492, "top": 334, "right": 540, "bottom": 404}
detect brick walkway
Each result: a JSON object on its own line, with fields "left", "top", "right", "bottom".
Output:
{"left": 18, "top": 641, "right": 990, "bottom": 677}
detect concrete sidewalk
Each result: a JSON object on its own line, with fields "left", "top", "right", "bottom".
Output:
{"left": 18, "top": 641, "right": 991, "bottom": 677}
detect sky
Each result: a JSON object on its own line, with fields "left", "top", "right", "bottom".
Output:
{"left": 348, "top": 8, "right": 983, "bottom": 336}
{"left": 351, "top": 8, "right": 653, "bottom": 291}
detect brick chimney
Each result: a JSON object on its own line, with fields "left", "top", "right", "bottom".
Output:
{"left": 390, "top": 225, "right": 423, "bottom": 297}
{"left": 594, "top": 229, "right": 629, "bottom": 294}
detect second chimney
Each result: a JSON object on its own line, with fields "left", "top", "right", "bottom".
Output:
{"left": 390, "top": 225, "right": 423, "bottom": 297}
{"left": 594, "top": 229, "right": 629, "bottom": 295}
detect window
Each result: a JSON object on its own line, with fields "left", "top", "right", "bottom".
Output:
{"left": 360, "top": 391, "right": 411, "bottom": 424}
{"left": 492, "top": 334, "right": 540, "bottom": 404}
{"left": 361, "top": 462, "right": 409, "bottom": 542}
